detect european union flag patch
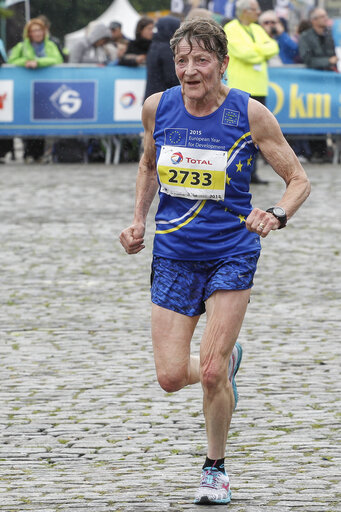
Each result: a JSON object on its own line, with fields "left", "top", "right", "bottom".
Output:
{"left": 222, "top": 109, "right": 240, "bottom": 127}
{"left": 164, "top": 128, "right": 188, "bottom": 146}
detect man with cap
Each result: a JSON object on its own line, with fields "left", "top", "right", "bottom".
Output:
{"left": 110, "top": 21, "right": 129, "bottom": 45}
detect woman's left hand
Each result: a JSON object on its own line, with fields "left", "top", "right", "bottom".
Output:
{"left": 246, "top": 207, "right": 280, "bottom": 238}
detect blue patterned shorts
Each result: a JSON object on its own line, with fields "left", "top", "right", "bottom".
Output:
{"left": 151, "top": 252, "right": 260, "bottom": 317}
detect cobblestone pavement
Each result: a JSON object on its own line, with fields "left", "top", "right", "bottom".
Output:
{"left": 0, "top": 161, "right": 340, "bottom": 512}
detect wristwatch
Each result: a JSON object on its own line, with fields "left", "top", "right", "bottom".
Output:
{"left": 266, "top": 206, "right": 287, "bottom": 229}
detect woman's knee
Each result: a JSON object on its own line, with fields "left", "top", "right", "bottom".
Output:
{"left": 157, "top": 367, "right": 189, "bottom": 393}
{"left": 200, "top": 360, "right": 227, "bottom": 394}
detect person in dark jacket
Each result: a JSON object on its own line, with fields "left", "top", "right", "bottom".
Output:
{"left": 144, "top": 15, "right": 180, "bottom": 100}
{"left": 298, "top": 8, "right": 337, "bottom": 162}
{"left": 119, "top": 16, "right": 154, "bottom": 67}
{"left": 298, "top": 8, "right": 338, "bottom": 71}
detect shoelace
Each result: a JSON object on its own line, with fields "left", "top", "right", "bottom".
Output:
{"left": 201, "top": 468, "right": 220, "bottom": 488}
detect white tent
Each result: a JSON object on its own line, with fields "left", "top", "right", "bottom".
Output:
{"left": 64, "top": 0, "right": 140, "bottom": 51}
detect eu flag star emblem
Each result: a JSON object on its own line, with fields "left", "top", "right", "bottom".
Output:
{"left": 164, "top": 128, "right": 188, "bottom": 146}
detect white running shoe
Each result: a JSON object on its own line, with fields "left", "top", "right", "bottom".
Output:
{"left": 194, "top": 467, "right": 231, "bottom": 505}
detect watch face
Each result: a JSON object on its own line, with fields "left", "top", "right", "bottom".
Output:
{"left": 273, "top": 206, "right": 286, "bottom": 217}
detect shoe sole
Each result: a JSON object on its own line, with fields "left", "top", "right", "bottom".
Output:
{"left": 232, "top": 342, "right": 243, "bottom": 410}
{"left": 194, "top": 490, "right": 232, "bottom": 505}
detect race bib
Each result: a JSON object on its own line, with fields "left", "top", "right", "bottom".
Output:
{"left": 157, "top": 145, "right": 227, "bottom": 201}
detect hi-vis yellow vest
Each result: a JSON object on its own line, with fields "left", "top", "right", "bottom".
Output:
{"left": 224, "top": 19, "right": 279, "bottom": 96}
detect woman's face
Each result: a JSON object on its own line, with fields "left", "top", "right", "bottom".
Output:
{"left": 28, "top": 24, "right": 45, "bottom": 44}
{"left": 174, "top": 39, "right": 228, "bottom": 102}
{"left": 140, "top": 23, "right": 154, "bottom": 40}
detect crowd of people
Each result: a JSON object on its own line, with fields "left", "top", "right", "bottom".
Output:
{"left": 0, "top": 4, "right": 339, "bottom": 163}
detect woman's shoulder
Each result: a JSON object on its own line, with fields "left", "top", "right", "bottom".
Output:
{"left": 10, "top": 40, "right": 24, "bottom": 50}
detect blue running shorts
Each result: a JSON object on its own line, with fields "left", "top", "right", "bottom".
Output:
{"left": 151, "top": 252, "right": 260, "bottom": 317}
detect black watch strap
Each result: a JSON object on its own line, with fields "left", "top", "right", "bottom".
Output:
{"left": 266, "top": 207, "right": 287, "bottom": 229}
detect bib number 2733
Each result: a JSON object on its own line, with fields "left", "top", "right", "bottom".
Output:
{"left": 157, "top": 145, "right": 227, "bottom": 201}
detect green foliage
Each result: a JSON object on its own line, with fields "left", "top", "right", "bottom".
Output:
{"left": 130, "top": 0, "right": 170, "bottom": 13}
{"left": 0, "top": 7, "right": 14, "bottom": 19}
{"left": 30, "top": 0, "right": 113, "bottom": 40}
{"left": 29, "top": 0, "right": 171, "bottom": 42}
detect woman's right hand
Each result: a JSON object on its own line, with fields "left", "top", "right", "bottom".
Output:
{"left": 119, "top": 223, "right": 146, "bottom": 254}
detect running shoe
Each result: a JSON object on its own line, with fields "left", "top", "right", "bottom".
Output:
{"left": 194, "top": 466, "right": 231, "bottom": 505}
{"left": 228, "top": 342, "right": 243, "bottom": 410}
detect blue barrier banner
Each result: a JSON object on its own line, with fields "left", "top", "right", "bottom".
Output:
{"left": 0, "top": 65, "right": 145, "bottom": 136}
{"left": 267, "top": 67, "right": 341, "bottom": 134}
{"left": 0, "top": 65, "right": 340, "bottom": 136}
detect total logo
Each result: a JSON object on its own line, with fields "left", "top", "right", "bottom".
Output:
{"left": 49, "top": 84, "right": 82, "bottom": 117}
{"left": 171, "top": 152, "right": 183, "bottom": 164}
{"left": 120, "top": 92, "right": 136, "bottom": 108}
{"left": 186, "top": 157, "right": 212, "bottom": 165}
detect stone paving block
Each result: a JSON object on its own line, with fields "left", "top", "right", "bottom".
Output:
{"left": 0, "top": 162, "right": 340, "bottom": 511}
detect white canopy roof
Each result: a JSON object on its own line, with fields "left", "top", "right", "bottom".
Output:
{"left": 64, "top": 0, "right": 141, "bottom": 50}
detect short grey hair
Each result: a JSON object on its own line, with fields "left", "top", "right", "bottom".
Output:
{"left": 235, "top": 0, "right": 253, "bottom": 19}
{"left": 170, "top": 18, "right": 228, "bottom": 65}
{"left": 309, "top": 7, "right": 327, "bottom": 20}
{"left": 258, "top": 10, "right": 277, "bottom": 25}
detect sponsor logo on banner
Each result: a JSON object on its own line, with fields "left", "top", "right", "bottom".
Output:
{"left": 32, "top": 81, "right": 96, "bottom": 121}
{"left": 120, "top": 92, "right": 136, "bottom": 108}
{"left": 114, "top": 80, "right": 145, "bottom": 121}
{"left": 0, "top": 80, "right": 14, "bottom": 122}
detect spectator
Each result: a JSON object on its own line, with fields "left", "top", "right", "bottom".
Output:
{"left": 119, "top": 16, "right": 154, "bottom": 67}
{"left": 8, "top": 18, "right": 63, "bottom": 68}
{"left": 259, "top": 10, "right": 299, "bottom": 64}
{"left": 224, "top": 0, "right": 279, "bottom": 184}
{"left": 298, "top": 8, "right": 337, "bottom": 163}
{"left": 107, "top": 40, "right": 130, "bottom": 66}
{"left": 69, "top": 23, "right": 113, "bottom": 64}
{"left": 297, "top": 19, "right": 312, "bottom": 36}
{"left": 109, "top": 21, "right": 129, "bottom": 44}
{"left": 37, "top": 14, "right": 68, "bottom": 62}
{"left": 8, "top": 18, "right": 63, "bottom": 163}
{"left": 299, "top": 8, "right": 338, "bottom": 71}
{"left": 186, "top": 8, "right": 214, "bottom": 20}
{"left": 144, "top": 15, "right": 180, "bottom": 100}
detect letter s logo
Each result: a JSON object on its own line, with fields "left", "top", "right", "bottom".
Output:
{"left": 58, "top": 89, "right": 82, "bottom": 116}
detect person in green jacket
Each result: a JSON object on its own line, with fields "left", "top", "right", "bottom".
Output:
{"left": 224, "top": 0, "right": 279, "bottom": 184}
{"left": 8, "top": 18, "right": 63, "bottom": 163}
{"left": 8, "top": 17, "right": 63, "bottom": 68}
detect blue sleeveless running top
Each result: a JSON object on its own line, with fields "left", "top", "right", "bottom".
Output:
{"left": 153, "top": 86, "right": 260, "bottom": 260}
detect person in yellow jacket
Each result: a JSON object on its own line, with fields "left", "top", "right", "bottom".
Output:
{"left": 224, "top": 0, "right": 279, "bottom": 183}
